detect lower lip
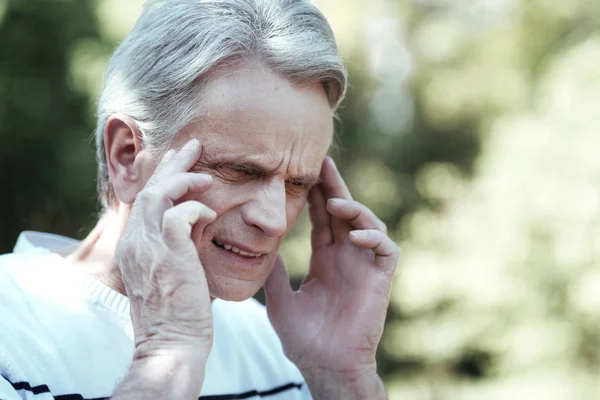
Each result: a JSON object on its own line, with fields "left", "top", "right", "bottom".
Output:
{"left": 212, "top": 242, "right": 266, "bottom": 268}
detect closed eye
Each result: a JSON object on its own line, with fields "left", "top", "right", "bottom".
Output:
{"left": 287, "top": 179, "right": 306, "bottom": 187}
{"left": 210, "top": 161, "right": 264, "bottom": 182}
{"left": 285, "top": 178, "right": 318, "bottom": 198}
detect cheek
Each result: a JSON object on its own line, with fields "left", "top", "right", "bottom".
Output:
{"left": 184, "top": 180, "right": 245, "bottom": 214}
{"left": 285, "top": 196, "right": 308, "bottom": 231}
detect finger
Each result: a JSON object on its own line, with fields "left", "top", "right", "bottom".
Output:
{"left": 308, "top": 185, "right": 333, "bottom": 249}
{"left": 141, "top": 148, "right": 177, "bottom": 187}
{"left": 153, "top": 138, "right": 202, "bottom": 179}
{"left": 319, "top": 157, "right": 354, "bottom": 240}
{"left": 155, "top": 148, "right": 176, "bottom": 171}
{"left": 162, "top": 200, "right": 217, "bottom": 247}
{"left": 326, "top": 198, "right": 387, "bottom": 234}
{"left": 138, "top": 173, "right": 213, "bottom": 230}
{"left": 161, "top": 173, "right": 213, "bottom": 202}
{"left": 264, "top": 255, "right": 293, "bottom": 318}
{"left": 319, "top": 156, "right": 352, "bottom": 201}
{"left": 348, "top": 229, "right": 400, "bottom": 271}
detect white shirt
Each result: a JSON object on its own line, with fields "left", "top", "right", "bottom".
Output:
{"left": 0, "top": 231, "right": 310, "bottom": 399}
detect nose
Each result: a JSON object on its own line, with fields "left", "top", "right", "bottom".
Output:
{"left": 242, "top": 178, "right": 288, "bottom": 237}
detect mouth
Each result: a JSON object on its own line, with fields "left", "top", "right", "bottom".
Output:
{"left": 211, "top": 239, "right": 265, "bottom": 259}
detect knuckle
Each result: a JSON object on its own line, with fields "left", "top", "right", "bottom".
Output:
{"left": 351, "top": 200, "right": 363, "bottom": 212}
{"left": 162, "top": 210, "right": 192, "bottom": 242}
{"left": 374, "top": 231, "right": 387, "bottom": 245}
{"left": 186, "top": 200, "right": 204, "bottom": 213}
{"left": 348, "top": 204, "right": 363, "bottom": 220}
{"left": 188, "top": 201, "right": 212, "bottom": 219}
{"left": 162, "top": 208, "right": 184, "bottom": 227}
{"left": 139, "top": 187, "right": 171, "bottom": 209}
{"left": 137, "top": 188, "right": 157, "bottom": 203}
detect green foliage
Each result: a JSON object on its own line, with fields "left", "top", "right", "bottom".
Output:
{"left": 0, "top": 1, "right": 102, "bottom": 252}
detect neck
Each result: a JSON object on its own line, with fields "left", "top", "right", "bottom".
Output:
{"left": 66, "top": 206, "right": 129, "bottom": 295}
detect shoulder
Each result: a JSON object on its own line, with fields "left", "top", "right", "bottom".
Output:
{"left": 0, "top": 252, "right": 52, "bottom": 298}
{"left": 0, "top": 252, "right": 72, "bottom": 304}
{"left": 0, "top": 252, "right": 77, "bottom": 339}
{"left": 0, "top": 253, "right": 61, "bottom": 374}
{"left": 0, "top": 252, "right": 133, "bottom": 398}
{"left": 0, "top": 252, "right": 108, "bottom": 365}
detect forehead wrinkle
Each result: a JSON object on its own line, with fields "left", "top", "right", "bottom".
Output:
{"left": 201, "top": 145, "right": 276, "bottom": 168}
{"left": 201, "top": 147, "right": 320, "bottom": 184}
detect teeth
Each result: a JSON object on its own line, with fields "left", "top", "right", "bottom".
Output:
{"left": 214, "top": 240, "right": 262, "bottom": 258}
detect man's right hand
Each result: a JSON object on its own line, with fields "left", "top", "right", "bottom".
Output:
{"left": 113, "top": 138, "right": 215, "bottom": 397}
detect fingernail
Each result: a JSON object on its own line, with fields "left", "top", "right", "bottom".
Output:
{"left": 328, "top": 198, "right": 347, "bottom": 206}
{"left": 183, "top": 138, "right": 199, "bottom": 150}
{"left": 350, "top": 230, "right": 367, "bottom": 239}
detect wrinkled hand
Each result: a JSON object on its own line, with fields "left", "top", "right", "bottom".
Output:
{"left": 115, "top": 139, "right": 216, "bottom": 359}
{"left": 265, "top": 157, "right": 399, "bottom": 382}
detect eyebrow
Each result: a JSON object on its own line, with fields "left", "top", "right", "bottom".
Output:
{"left": 210, "top": 159, "right": 320, "bottom": 186}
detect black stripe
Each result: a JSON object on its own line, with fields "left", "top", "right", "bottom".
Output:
{"left": 54, "top": 395, "right": 109, "bottom": 400}
{"left": 3, "top": 376, "right": 302, "bottom": 400}
{"left": 3, "top": 376, "right": 110, "bottom": 400}
{"left": 199, "top": 382, "right": 303, "bottom": 399}
{"left": 9, "top": 380, "right": 51, "bottom": 395}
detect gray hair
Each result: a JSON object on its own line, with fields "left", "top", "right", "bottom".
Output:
{"left": 95, "top": 0, "right": 347, "bottom": 208}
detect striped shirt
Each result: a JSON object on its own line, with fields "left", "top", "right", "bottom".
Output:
{"left": 0, "top": 231, "right": 310, "bottom": 399}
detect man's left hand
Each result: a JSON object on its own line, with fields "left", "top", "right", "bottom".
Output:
{"left": 264, "top": 157, "right": 399, "bottom": 399}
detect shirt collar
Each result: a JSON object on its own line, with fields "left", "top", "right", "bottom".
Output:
{"left": 13, "top": 231, "right": 80, "bottom": 256}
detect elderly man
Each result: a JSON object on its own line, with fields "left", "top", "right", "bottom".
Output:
{"left": 0, "top": 0, "right": 399, "bottom": 399}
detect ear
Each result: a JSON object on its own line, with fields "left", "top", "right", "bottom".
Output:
{"left": 103, "top": 114, "right": 150, "bottom": 205}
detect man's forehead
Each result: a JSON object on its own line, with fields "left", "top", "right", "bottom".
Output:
{"left": 198, "top": 140, "right": 324, "bottom": 181}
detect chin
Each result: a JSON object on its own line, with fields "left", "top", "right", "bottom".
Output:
{"left": 198, "top": 240, "right": 276, "bottom": 302}
{"left": 206, "top": 274, "right": 265, "bottom": 302}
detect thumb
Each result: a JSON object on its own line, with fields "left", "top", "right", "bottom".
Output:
{"left": 264, "top": 254, "right": 293, "bottom": 317}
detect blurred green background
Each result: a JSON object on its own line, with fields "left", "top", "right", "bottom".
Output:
{"left": 2, "top": 0, "right": 600, "bottom": 398}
